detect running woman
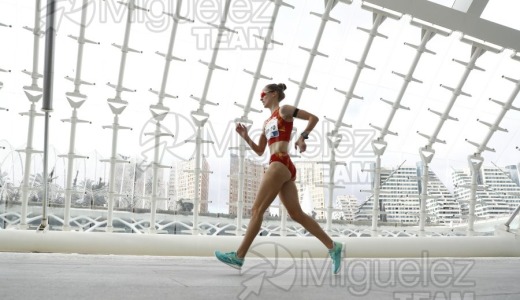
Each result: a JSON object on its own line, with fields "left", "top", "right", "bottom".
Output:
{"left": 215, "top": 83, "right": 343, "bottom": 274}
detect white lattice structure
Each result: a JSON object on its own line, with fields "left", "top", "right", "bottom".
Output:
{"left": 0, "top": 0, "right": 520, "bottom": 257}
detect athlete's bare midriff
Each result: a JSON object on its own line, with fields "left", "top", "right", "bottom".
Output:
{"left": 269, "top": 140, "right": 289, "bottom": 155}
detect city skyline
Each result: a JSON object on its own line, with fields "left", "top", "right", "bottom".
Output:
{"left": 2, "top": 145, "right": 519, "bottom": 220}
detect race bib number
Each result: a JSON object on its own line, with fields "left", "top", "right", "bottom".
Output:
{"left": 265, "top": 118, "right": 279, "bottom": 140}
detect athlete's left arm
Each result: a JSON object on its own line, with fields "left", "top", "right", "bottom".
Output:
{"left": 280, "top": 105, "right": 319, "bottom": 133}
{"left": 280, "top": 105, "right": 319, "bottom": 153}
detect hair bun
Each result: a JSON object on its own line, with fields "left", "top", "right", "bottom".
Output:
{"left": 278, "top": 83, "right": 287, "bottom": 91}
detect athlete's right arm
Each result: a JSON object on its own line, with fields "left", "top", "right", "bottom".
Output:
{"left": 235, "top": 123, "right": 267, "bottom": 156}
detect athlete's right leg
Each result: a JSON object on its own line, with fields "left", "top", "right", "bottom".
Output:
{"left": 278, "top": 180, "right": 333, "bottom": 248}
{"left": 278, "top": 180, "right": 344, "bottom": 274}
{"left": 235, "top": 162, "right": 291, "bottom": 258}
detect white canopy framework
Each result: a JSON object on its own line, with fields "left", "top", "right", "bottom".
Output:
{"left": 0, "top": 0, "right": 519, "bottom": 257}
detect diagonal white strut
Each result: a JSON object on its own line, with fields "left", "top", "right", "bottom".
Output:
{"left": 290, "top": 1, "right": 348, "bottom": 230}
{"left": 21, "top": 0, "right": 44, "bottom": 93}
{"left": 64, "top": 0, "right": 98, "bottom": 99}
{"left": 18, "top": 0, "right": 45, "bottom": 229}
{"left": 0, "top": 22, "right": 11, "bottom": 99}
{"left": 0, "top": 68, "right": 9, "bottom": 111}
{"left": 233, "top": 0, "right": 294, "bottom": 236}
{"left": 370, "top": 21, "right": 450, "bottom": 236}
{"left": 465, "top": 51, "right": 519, "bottom": 233}
{"left": 145, "top": 0, "right": 193, "bottom": 233}
{"left": 144, "top": 0, "right": 192, "bottom": 234}
{"left": 290, "top": 0, "right": 347, "bottom": 107}
{"left": 102, "top": 0, "right": 147, "bottom": 232}
{"left": 324, "top": 4, "right": 400, "bottom": 233}
{"left": 416, "top": 37, "right": 501, "bottom": 235}
{"left": 0, "top": 21, "right": 10, "bottom": 110}
{"left": 186, "top": 0, "right": 233, "bottom": 235}
{"left": 60, "top": 0, "right": 96, "bottom": 231}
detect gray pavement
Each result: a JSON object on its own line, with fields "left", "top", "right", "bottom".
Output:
{"left": 1, "top": 252, "right": 519, "bottom": 300}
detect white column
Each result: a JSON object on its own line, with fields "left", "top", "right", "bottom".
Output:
{"left": 464, "top": 53, "right": 520, "bottom": 233}
{"left": 188, "top": 0, "right": 233, "bottom": 235}
{"left": 18, "top": 96, "right": 44, "bottom": 229}
{"left": 60, "top": 103, "right": 90, "bottom": 230}
{"left": 416, "top": 40, "right": 500, "bottom": 233}
{"left": 60, "top": 0, "right": 96, "bottom": 231}
{"left": 18, "top": 0, "right": 45, "bottom": 229}
{"left": 327, "top": 7, "right": 400, "bottom": 233}
{"left": 291, "top": 0, "right": 344, "bottom": 107}
{"left": 102, "top": 0, "right": 146, "bottom": 232}
{"left": 146, "top": 0, "right": 189, "bottom": 233}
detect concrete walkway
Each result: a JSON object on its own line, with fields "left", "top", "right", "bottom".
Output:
{"left": 1, "top": 253, "right": 519, "bottom": 300}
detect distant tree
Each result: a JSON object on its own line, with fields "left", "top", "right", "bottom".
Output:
{"left": 0, "top": 170, "right": 19, "bottom": 202}
{"left": 176, "top": 199, "right": 194, "bottom": 212}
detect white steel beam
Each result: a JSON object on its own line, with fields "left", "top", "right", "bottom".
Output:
{"left": 464, "top": 57, "right": 520, "bottom": 233}
{"left": 61, "top": 0, "right": 96, "bottom": 231}
{"left": 234, "top": 0, "right": 293, "bottom": 235}
{"left": 416, "top": 39, "right": 500, "bottom": 234}
{"left": 0, "top": 68, "right": 9, "bottom": 111}
{"left": 363, "top": 0, "right": 520, "bottom": 52}
{"left": 187, "top": 0, "right": 231, "bottom": 235}
{"left": 370, "top": 21, "right": 449, "bottom": 236}
{"left": 328, "top": 5, "right": 400, "bottom": 235}
{"left": 65, "top": 0, "right": 98, "bottom": 99}
{"left": 104, "top": 0, "right": 145, "bottom": 232}
{"left": 452, "top": 0, "right": 488, "bottom": 16}
{"left": 0, "top": 22, "right": 10, "bottom": 98}
{"left": 19, "top": 0, "right": 45, "bottom": 229}
{"left": 22, "top": 0, "right": 44, "bottom": 92}
{"left": 291, "top": 0, "right": 346, "bottom": 107}
{"left": 145, "top": 0, "right": 189, "bottom": 234}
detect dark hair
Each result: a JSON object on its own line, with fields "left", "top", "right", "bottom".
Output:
{"left": 265, "top": 83, "right": 287, "bottom": 101}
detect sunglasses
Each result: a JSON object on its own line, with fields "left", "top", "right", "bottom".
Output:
{"left": 260, "top": 90, "right": 275, "bottom": 98}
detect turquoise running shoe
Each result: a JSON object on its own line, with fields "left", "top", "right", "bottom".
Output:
{"left": 328, "top": 241, "right": 343, "bottom": 275}
{"left": 215, "top": 250, "right": 244, "bottom": 270}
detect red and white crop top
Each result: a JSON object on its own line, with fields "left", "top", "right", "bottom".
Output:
{"left": 264, "top": 108, "right": 293, "bottom": 145}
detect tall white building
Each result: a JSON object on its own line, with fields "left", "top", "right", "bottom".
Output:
{"left": 334, "top": 194, "right": 358, "bottom": 222}
{"left": 168, "top": 157, "right": 210, "bottom": 214}
{"left": 294, "top": 161, "right": 326, "bottom": 220}
{"left": 228, "top": 156, "right": 327, "bottom": 219}
{"left": 417, "top": 163, "right": 462, "bottom": 225}
{"left": 481, "top": 166, "right": 520, "bottom": 210}
{"left": 357, "top": 163, "right": 459, "bottom": 225}
{"left": 228, "top": 154, "right": 266, "bottom": 217}
{"left": 378, "top": 166, "right": 421, "bottom": 224}
{"left": 451, "top": 166, "right": 517, "bottom": 219}
{"left": 110, "top": 157, "right": 166, "bottom": 210}
{"left": 505, "top": 164, "right": 520, "bottom": 187}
